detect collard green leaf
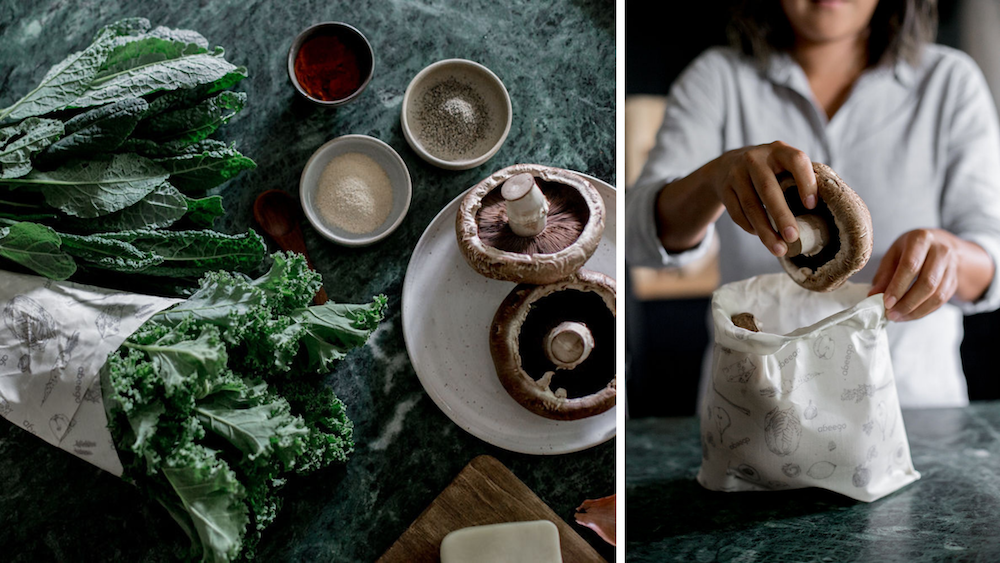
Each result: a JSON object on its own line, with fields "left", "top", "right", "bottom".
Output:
{"left": 134, "top": 91, "right": 246, "bottom": 145}
{"left": 73, "top": 47, "right": 244, "bottom": 110}
{"left": 102, "top": 228, "right": 266, "bottom": 276}
{"left": 0, "top": 118, "right": 64, "bottom": 178}
{"left": 60, "top": 232, "right": 163, "bottom": 272}
{"left": 161, "top": 444, "right": 248, "bottom": 563}
{"left": 87, "top": 181, "right": 188, "bottom": 231}
{"left": 154, "top": 142, "right": 255, "bottom": 193}
{"left": 143, "top": 68, "right": 248, "bottom": 119}
{"left": 99, "top": 33, "right": 208, "bottom": 79}
{"left": 183, "top": 194, "right": 225, "bottom": 227}
{"left": 0, "top": 221, "right": 76, "bottom": 279}
{"left": 3, "top": 153, "right": 168, "bottom": 218}
{"left": 0, "top": 18, "right": 150, "bottom": 121}
{"left": 38, "top": 98, "right": 148, "bottom": 161}
{"left": 1, "top": 18, "right": 245, "bottom": 120}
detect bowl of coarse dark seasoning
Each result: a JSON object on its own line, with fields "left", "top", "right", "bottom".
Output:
{"left": 288, "top": 22, "right": 375, "bottom": 107}
{"left": 300, "top": 134, "right": 412, "bottom": 247}
{"left": 401, "top": 59, "right": 512, "bottom": 170}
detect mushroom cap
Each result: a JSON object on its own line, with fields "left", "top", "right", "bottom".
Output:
{"left": 456, "top": 164, "right": 605, "bottom": 284}
{"left": 777, "top": 162, "right": 873, "bottom": 292}
{"left": 489, "top": 269, "right": 616, "bottom": 421}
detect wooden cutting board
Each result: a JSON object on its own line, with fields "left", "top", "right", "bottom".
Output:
{"left": 377, "top": 455, "right": 607, "bottom": 562}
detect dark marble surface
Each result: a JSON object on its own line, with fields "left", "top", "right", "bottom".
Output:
{"left": 626, "top": 404, "right": 1000, "bottom": 562}
{"left": 0, "top": 1, "right": 615, "bottom": 561}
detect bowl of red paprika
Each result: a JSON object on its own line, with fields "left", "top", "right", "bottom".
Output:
{"left": 288, "top": 22, "right": 375, "bottom": 107}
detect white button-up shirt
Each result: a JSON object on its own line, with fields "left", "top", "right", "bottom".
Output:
{"left": 626, "top": 45, "right": 1000, "bottom": 408}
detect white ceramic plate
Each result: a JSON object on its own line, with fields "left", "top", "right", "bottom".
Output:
{"left": 401, "top": 173, "right": 616, "bottom": 454}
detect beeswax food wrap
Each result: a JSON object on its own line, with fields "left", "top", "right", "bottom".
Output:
{"left": 0, "top": 270, "right": 181, "bottom": 475}
{"left": 698, "top": 273, "right": 920, "bottom": 502}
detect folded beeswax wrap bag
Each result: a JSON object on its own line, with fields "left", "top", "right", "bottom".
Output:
{"left": 0, "top": 270, "right": 180, "bottom": 475}
{"left": 698, "top": 273, "right": 920, "bottom": 502}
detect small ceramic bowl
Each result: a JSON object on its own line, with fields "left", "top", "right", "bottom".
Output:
{"left": 300, "top": 135, "right": 411, "bottom": 247}
{"left": 401, "top": 59, "right": 512, "bottom": 170}
{"left": 288, "top": 22, "right": 375, "bottom": 107}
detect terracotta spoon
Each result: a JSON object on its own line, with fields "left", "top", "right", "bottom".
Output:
{"left": 253, "top": 189, "right": 328, "bottom": 305}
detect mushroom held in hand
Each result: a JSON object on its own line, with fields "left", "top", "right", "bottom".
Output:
{"left": 490, "top": 269, "right": 615, "bottom": 420}
{"left": 773, "top": 162, "right": 873, "bottom": 292}
{"left": 456, "top": 164, "right": 605, "bottom": 284}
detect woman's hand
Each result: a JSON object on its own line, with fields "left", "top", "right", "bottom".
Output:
{"left": 868, "top": 229, "right": 995, "bottom": 322}
{"left": 707, "top": 141, "right": 818, "bottom": 256}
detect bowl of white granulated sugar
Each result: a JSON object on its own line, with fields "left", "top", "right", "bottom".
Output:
{"left": 300, "top": 134, "right": 412, "bottom": 246}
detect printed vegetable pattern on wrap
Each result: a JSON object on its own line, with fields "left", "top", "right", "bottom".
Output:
{"left": 698, "top": 273, "right": 920, "bottom": 503}
{"left": 0, "top": 269, "right": 181, "bottom": 474}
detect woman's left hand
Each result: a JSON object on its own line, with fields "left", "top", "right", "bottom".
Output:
{"left": 868, "top": 229, "right": 994, "bottom": 322}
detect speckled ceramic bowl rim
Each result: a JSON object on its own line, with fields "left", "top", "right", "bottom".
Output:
{"left": 400, "top": 58, "right": 513, "bottom": 170}
{"left": 299, "top": 134, "right": 412, "bottom": 247}
{"left": 287, "top": 22, "right": 375, "bottom": 107}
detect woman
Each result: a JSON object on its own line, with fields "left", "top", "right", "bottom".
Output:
{"left": 626, "top": 0, "right": 1000, "bottom": 407}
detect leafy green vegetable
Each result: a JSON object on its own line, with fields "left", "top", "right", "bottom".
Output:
{"left": 0, "top": 118, "right": 64, "bottom": 178}
{"left": 101, "top": 228, "right": 266, "bottom": 277}
{"left": 0, "top": 18, "right": 148, "bottom": 121}
{"left": 37, "top": 97, "right": 148, "bottom": 162}
{"left": 134, "top": 91, "right": 245, "bottom": 146}
{"left": 0, "top": 18, "right": 245, "bottom": 121}
{"left": 125, "top": 324, "right": 228, "bottom": 399}
{"left": 160, "top": 444, "right": 249, "bottom": 563}
{"left": 0, "top": 18, "right": 258, "bottom": 290}
{"left": 194, "top": 387, "right": 309, "bottom": 465}
{"left": 1, "top": 153, "right": 168, "bottom": 218}
{"left": 143, "top": 69, "right": 248, "bottom": 119}
{"left": 0, "top": 221, "right": 76, "bottom": 279}
{"left": 78, "top": 41, "right": 243, "bottom": 111}
{"left": 86, "top": 181, "right": 189, "bottom": 231}
{"left": 60, "top": 231, "right": 163, "bottom": 272}
{"left": 183, "top": 194, "right": 226, "bottom": 227}
{"left": 151, "top": 141, "right": 256, "bottom": 194}
{"left": 103, "top": 253, "right": 386, "bottom": 562}
{"left": 279, "top": 298, "right": 388, "bottom": 373}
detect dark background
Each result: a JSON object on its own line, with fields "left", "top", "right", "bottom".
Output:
{"left": 625, "top": 0, "right": 1000, "bottom": 418}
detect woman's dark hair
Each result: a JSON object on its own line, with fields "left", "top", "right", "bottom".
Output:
{"left": 728, "top": 0, "right": 937, "bottom": 68}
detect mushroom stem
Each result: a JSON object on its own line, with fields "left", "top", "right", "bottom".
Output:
{"left": 786, "top": 214, "right": 830, "bottom": 257}
{"left": 502, "top": 173, "right": 549, "bottom": 237}
{"left": 545, "top": 321, "right": 594, "bottom": 369}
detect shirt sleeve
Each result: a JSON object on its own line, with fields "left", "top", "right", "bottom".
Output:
{"left": 625, "top": 48, "right": 730, "bottom": 268}
{"left": 939, "top": 53, "right": 1000, "bottom": 314}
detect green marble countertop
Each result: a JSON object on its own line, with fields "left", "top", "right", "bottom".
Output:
{"left": 626, "top": 403, "right": 1000, "bottom": 562}
{"left": 0, "top": 1, "right": 615, "bottom": 561}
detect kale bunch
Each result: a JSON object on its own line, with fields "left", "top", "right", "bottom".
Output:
{"left": 102, "top": 253, "right": 386, "bottom": 561}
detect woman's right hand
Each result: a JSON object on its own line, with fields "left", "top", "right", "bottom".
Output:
{"left": 707, "top": 141, "right": 819, "bottom": 256}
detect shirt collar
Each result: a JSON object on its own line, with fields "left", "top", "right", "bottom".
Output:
{"left": 763, "top": 50, "right": 915, "bottom": 89}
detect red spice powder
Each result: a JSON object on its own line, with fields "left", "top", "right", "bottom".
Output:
{"left": 294, "top": 34, "right": 363, "bottom": 101}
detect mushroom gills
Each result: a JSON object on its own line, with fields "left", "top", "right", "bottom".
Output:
{"left": 475, "top": 179, "right": 591, "bottom": 255}
{"left": 518, "top": 289, "right": 613, "bottom": 399}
